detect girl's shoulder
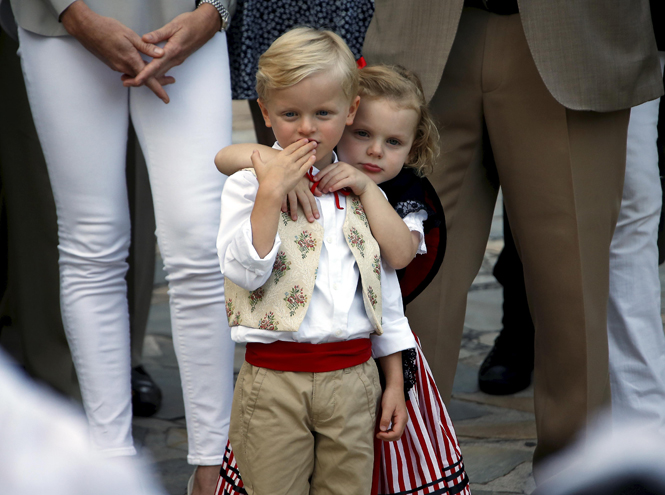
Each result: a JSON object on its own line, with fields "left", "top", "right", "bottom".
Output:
{"left": 381, "top": 168, "right": 440, "bottom": 226}
{"left": 384, "top": 168, "right": 447, "bottom": 306}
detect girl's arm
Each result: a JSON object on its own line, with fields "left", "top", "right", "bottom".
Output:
{"left": 215, "top": 143, "right": 278, "bottom": 175}
{"left": 357, "top": 184, "right": 421, "bottom": 269}
{"left": 315, "top": 163, "right": 418, "bottom": 269}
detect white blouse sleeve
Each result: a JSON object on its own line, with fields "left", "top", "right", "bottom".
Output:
{"left": 370, "top": 260, "right": 416, "bottom": 358}
{"left": 402, "top": 210, "right": 428, "bottom": 255}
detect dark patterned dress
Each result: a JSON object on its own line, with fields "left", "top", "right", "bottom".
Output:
{"left": 227, "top": 0, "right": 374, "bottom": 99}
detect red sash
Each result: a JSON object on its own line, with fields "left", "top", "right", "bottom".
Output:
{"left": 245, "top": 339, "right": 372, "bottom": 372}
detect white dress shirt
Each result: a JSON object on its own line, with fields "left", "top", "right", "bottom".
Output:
{"left": 217, "top": 151, "right": 415, "bottom": 359}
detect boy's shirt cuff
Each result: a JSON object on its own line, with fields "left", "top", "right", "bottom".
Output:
{"left": 224, "top": 221, "right": 282, "bottom": 291}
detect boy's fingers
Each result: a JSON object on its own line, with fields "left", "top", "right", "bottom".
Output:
{"left": 281, "top": 196, "right": 288, "bottom": 213}
{"left": 284, "top": 138, "right": 310, "bottom": 155}
{"left": 292, "top": 140, "right": 317, "bottom": 160}
{"left": 306, "top": 191, "right": 320, "bottom": 219}
{"left": 295, "top": 149, "right": 316, "bottom": 168}
{"left": 297, "top": 190, "right": 314, "bottom": 222}
{"left": 296, "top": 189, "right": 319, "bottom": 222}
{"left": 299, "top": 155, "right": 316, "bottom": 176}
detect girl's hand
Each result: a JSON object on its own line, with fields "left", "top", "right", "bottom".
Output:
{"left": 377, "top": 385, "right": 408, "bottom": 441}
{"left": 314, "top": 162, "right": 374, "bottom": 196}
{"left": 281, "top": 177, "right": 321, "bottom": 222}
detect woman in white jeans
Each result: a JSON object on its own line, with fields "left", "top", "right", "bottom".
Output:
{"left": 13, "top": 1, "right": 235, "bottom": 493}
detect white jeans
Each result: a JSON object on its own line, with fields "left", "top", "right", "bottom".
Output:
{"left": 18, "top": 28, "right": 235, "bottom": 463}
{"left": 608, "top": 53, "right": 665, "bottom": 433}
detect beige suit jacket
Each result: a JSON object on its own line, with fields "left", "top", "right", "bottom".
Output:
{"left": 363, "top": 0, "right": 663, "bottom": 111}
{"left": 10, "top": 0, "right": 233, "bottom": 38}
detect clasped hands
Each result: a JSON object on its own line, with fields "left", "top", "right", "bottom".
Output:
{"left": 61, "top": 1, "right": 221, "bottom": 103}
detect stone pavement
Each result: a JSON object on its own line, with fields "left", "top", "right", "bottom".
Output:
{"left": 134, "top": 101, "right": 536, "bottom": 494}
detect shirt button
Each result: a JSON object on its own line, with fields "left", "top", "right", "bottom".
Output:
{"left": 326, "top": 237, "right": 333, "bottom": 243}
{"left": 335, "top": 330, "right": 343, "bottom": 337}
{"left": 333, "top": 283, "right": 339, "bottom": 290}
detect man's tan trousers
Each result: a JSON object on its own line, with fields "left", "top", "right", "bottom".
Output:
{"left": 406, "top": 8, "right": 631, "bottom": 463}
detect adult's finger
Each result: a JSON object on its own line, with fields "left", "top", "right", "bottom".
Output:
{"left": 130, "top": 33, "right": 165, "bottom": 59}
{"left": 145, "top": 76, "right": 170, "bottom": 103}
{"left": 142, "top": 23, "right": 179, "bottom": 45}
{"left": 123, "top": 56, "right": 167, "bottom": 87}
{"left": 121, "top": 74, "right": 175, "bottom": 86}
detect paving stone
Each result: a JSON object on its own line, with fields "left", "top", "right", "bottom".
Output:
{"left": 456, "top": 421, "right": 536, "bottom": 440}
{"left": 154, "top": 457, "right": 193, "bottom": 495}
{"left": 479, "top": 330, "right": 500, "bottom": 347}
{"left": 463, "top": 445, "right": 532, "bottom": 484}
{"left": 454, "top": 392, "right": 535, "bottom": 413}
{"left": 448, "top": 399, "right": 491, "bottom": 421}
{"left": 471, "top": 491, "right": 520, "bottom": 495}
{"left": 474, "top": 461, "right": 535, "bottom": 494}
{"left": 143, "top": 335, "right": 164, "bottom": 358}
{"left": 147, "top": 301, "right": 173, "bottom": 337}
{"left": 452, "top": 361, "right": 480, "bottom": 394}
{"left": 145, "top": 335, "right": 179, "bottom": 368}
{"left": 133, "top": 416, "right": 178, "bottom": 432}
{"left": 464, "top": 288, "right": 503, "bottom": 331}
{"left": 144, "top": 364, "right": 185, "bottom": 421}
{"left": 166, "top": 427, "right": 189, "bottom": 451}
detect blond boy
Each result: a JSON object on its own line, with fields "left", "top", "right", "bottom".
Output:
{"left": 217, "top": 28, "right": 416, "bottom": 494}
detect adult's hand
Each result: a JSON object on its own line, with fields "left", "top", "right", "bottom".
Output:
{"left": 60, "top": 1, "right": 175, "bottom": 103}
{"left": 121, "top": 5, "right": 221, "bottom": 89}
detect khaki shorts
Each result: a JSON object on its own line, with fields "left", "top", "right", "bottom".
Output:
{"left": 228, "top": 359, "right": 382, "bottom": 495}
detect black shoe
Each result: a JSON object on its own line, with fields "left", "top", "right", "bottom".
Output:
{"left": 478, "top": 331, "right": 534, "bottom": 395}
{"left": 132, "top": 365, "right": 162, "bottom": 417}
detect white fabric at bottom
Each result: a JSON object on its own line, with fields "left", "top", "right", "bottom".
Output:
{"left": 18, "top": 28, "right": 235, "bottom": 463}
{"left": 608, "top": 53, "right": 665, "bottom": 434}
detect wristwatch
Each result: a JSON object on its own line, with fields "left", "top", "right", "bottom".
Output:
{"left": 197, "top": 0, "right": 230, "bottom": 31}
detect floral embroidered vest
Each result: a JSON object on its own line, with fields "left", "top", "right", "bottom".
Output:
{"left": 225, "top": 186, "right": 383, "bottom": 335}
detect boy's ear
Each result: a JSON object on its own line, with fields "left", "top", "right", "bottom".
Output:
{"left": 345, "top": 96, "right": 361, "bottom": 125}
{"left": 257, "top": 98, "right": 272, "bottom": 128}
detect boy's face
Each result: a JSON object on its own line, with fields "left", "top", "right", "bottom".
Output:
{"left": 337, "top": 97, "right": 418, "bottom": 185}
{"left": 258, "top": 72, "right": 360, "bottom": 170}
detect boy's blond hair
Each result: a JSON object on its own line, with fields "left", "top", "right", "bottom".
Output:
{"left": 358, "top": 65, "right": 440, "bottom": 176}
{"left": 256, "top": 27, "right": 359, "bottom": 102}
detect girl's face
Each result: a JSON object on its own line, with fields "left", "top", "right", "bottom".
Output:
{"left": 337, "top": 97, "right": 419, "bottom": 184}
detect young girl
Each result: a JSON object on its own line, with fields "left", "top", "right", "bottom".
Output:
{"left": 216, "top": 65, "right": 470, "bottom": 495}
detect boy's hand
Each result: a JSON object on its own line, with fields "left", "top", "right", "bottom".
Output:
{"left": 314, "top": 162, "right": 374, "bottom": 196}
{"left": 252, "top": 139, "right": 317, "bottom": 197}
{"left": 281, "top": 177, "right": 321, "bottom": 222}
{"left": 377, "top": 385, "right": 408, "bottom": 441}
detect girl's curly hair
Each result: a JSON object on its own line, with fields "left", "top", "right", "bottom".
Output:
{"left": 358, "top": 65, "right": 439, "bottom": 176}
